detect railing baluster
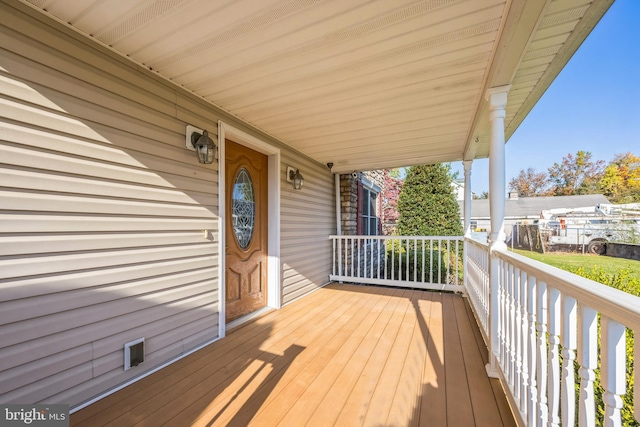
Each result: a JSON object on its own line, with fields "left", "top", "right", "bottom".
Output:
{"left": 337, "top": 237, "right": 342, "bottom": 278}
{"left": 430, "top": 239, "right": 434, "bottom": 284}
{"left": 332, "top": 237, "right": 336, "bottom": 277}
{"left": 446, "top": 239, "right": 451, "bottom": 285}
{"left": 527, "top": 275, "right": 538, "bottom": 427}
{"left": 578, "top": 304, "right": 598, "bottom": 427}
{"left": 399, "top": 238, "right": 403, "bottom": 281}
{"left": 455, "top": 239, "right": 460, "bottom": 286}
{"left": 438, "top": 239, "right": 442, "bottom": 285}
{"left": 391, "top": 238, "right": 395, "bottom": 281}
{"left": 537, "top": 281, "right": 549, "bottom": 427}
{"left": 514, "top": 268, "right": 523, "bottom": 408}
{"left": 505, "top": 263, "right": 513, "bottom": 386}
{"left": 636, "top": 335, "right": 639, "bottom": 424}
{"left": 384, "top": 238, "right": 388, "bottom": 281}
{"left": 510, "top": 264, "right": 517, "bottom": 392}
{"left": 548, "top": 287, "right": 561, "bottom": 427}
{"left": 413, "top": 237, "right": 418, "bottom": 282}
{"left": 601, "top": 316, "right": 626, "bottom": 427}
{"left": 421, "top": 239, "right": 425, "bottom": 283}
{"left": 405, "top": 238, "right": 409, "bottom": 282}
{"left": 561, "top": 295, "right": 577, "bottom": 427}
{"left": 633, "top": 336, "right": 640, "bottom": 421}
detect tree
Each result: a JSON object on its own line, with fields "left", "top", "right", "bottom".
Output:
{"left": 508, "top": 167, "right": 551, "bottom": 197}
{"left": 474, "top": 191, "right": 489, "bottom": 200}
{"left": 387, "top": 167, "right": 408, "bottom": 179}
{"left": 397, "top": 164, "right": 463, "bottom": 236}
{"left": 548, "top": 150, "right": 605, "bottom": 196}
{"left": 599, "top": 152, "right": 640, "bottom": 203}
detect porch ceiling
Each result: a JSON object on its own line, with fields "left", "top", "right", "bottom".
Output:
{"left": 23, "top": 0, "right": 611, "bottom": 173}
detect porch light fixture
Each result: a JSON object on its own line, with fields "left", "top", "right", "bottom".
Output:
{"left": 186, "top": 125, "right": 217, "bottom": 164}
{"left": 286, "top": 166, "right": 304, "bottom": 190}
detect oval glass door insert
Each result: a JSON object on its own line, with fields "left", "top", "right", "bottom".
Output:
{"left": 232, "top": 168, "right": 255, "bottom": 249}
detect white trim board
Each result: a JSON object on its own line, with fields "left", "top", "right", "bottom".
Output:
{"left": 217, "top": 121, "right": 282, "bottom": 338}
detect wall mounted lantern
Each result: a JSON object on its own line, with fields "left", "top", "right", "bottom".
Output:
{"left": 286, "top": 166, "right": 304, "bottom": 190}
{"left": 186, "top": 125, "right": 217, "bottom": 164}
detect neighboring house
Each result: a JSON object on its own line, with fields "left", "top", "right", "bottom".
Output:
{"left": 0, "top": 0, "right": 615, "bottom": 417}
{"left": 452, "top": 178, "right": 466, "bottom": 201}
{"left": 459, "top": 193, "right": 612, "bottom": 236}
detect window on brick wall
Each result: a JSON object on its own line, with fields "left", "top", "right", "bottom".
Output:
{"left": 358, "top": 184, "right": 379, "bottom": 236}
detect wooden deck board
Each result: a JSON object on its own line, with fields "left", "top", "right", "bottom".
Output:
{"left": 71, "top": 284, "right": 516, "bottom": 427}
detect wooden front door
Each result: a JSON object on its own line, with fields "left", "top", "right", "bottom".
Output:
{"left": 225, "top": 140, "right": 268, "bottom": 322}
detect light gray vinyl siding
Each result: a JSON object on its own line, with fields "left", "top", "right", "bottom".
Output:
{"left": 0, "top": 2, "right": 219, "bottom": 408}
{"left": 0, "top": 1, "right": 335, "bottom": 408}
{"left": 280, "top": 152, "right": 335, "bottom": 305}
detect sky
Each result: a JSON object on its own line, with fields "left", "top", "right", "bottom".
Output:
{"left": 451, "top": 0, "right": 640, "bottom": 195}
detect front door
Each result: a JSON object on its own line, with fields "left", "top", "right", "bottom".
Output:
{"left": 225, "top": 140, "right": 268, "bottom": 322}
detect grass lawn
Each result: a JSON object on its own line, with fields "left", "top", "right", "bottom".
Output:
{"left": 511, "top": 248, "right": 640, "bottom": 296}
{"left": 512, "top": 249, "right": 640, "bottom": 278}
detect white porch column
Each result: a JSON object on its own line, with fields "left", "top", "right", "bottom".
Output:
{"left": 462, "top": 160, "right": 472, "bottom": 296}
{"left": 335, "top": 173, "right": 342, "bottom": 236}
{"left": 463, "top": 160, "right": 473, "bottom": 237}
{"left": 486, "top": 85, "right": 510, "bottom": 378}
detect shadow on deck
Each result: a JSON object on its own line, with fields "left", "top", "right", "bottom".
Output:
{"left": 71, "top": 283, "right": 516, "bottom": 426}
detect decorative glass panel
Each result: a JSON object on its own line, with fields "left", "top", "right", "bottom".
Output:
{"left": 232, "top": 168, "right": 255, "bottom": 249}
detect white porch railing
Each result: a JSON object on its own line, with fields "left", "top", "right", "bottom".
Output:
{"left": 488, "top": 247, "right": 640, "bottom": 427}
{"left": 329, "top": 234, "right": 640, "bottom": 426}
{"left": 465, "top": 237, "right": 490, "bottom": 345}
{"left": 329, "top": 235, "right": 464, "bottom": 293}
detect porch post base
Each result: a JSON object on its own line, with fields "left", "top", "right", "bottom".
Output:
{"left": 486, "top": 354, "right": 500, "bottom": 378}
{"left": 486, "top": 363, "right": 500, "bottom": 378}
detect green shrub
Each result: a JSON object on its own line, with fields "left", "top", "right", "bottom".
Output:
{"left": 385, "top": 245, "right": 462, "bottom": 285}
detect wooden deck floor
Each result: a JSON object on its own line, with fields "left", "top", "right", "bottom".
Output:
{"left": 71, "top": 284, "right": 516, "bottom": 427}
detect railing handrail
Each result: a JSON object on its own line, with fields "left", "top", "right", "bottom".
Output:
{"left": 329, "top": 235, "right": 463, "bottom": 241}
{"left": 495, "top": 248, "right": 640, "bottom": 330}
{"left": 465, "top": 236, "right": 489, "bottom": 250}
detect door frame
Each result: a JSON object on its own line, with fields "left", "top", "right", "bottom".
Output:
{"left": 218, "top": 121, "right": 281, "bottom": 338}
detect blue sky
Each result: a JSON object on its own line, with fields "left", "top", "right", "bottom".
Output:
{"left": 452, "top": 0, "right": 640, "bottom": 195}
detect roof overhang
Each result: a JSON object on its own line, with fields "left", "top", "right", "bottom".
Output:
{"left": 20, "top": 0, "right": 613, "bottom": 173}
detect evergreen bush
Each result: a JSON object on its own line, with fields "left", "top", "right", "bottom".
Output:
{"left": 397, "top": 164, "right": 463, "bottom": 237}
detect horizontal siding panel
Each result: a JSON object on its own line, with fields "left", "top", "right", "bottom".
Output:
{"left": 181, "top": 327, "right": 219, "bottom": 353}
{"left": 0, "top": 258, "right": 218, "bottom": 301}
{"left": 0, "top": 281, "right": 217, "bottom": 347}
{"left": 0, "top": 232, "right": 215, "bottom": 256}
{"left": 0, "top": 141, "right": 215, "bottom": 194}
{"left": 91, "top": 300, "right": 218, "bottom": 359}
{"left": 282, "top": 262, "right": 331, "bottom": 281}
{"left": 51, "top": 333, "right": 207, "bottom": 406}
{"left": 280, "top": 149, "right": 334, "bottom": 304}
{"left": 0, "top": 126, "right": 215, "bottom": 185}
{"left": 0, "top": 344, "right": 92, "bottom": 396}
{"left": 0, "top": 15, "right": 178, "bottom": 105}
{"left": 0, "top": 214, "right": 216, "bottom": 233}
{"left": 0, "top": 294, "right": 217, "bottom": 371}
{"left": 0, "top": 190, "right": 215, "bottom": 217}
{"left": 0, "top": 121, "right": 214, "bottom": 186}
{"left": 282, "top": 265, "right": 330, "bottom": 286}
{"left": 143, "top": 315, "right": 218, "bottom": 356}
{"left": 0, "top": 52, "right": 182, "bottom": 135}
{"left": 92, "top": 314, "right": 218, "bottom": 377}
{"left": 0, "top": 243, "right": 215, "bottom": 280}
{"left": 1, "top": 167, "right": 216, "bottom": 206}
{"left": 283, "top": 282, "right": 325, "bottom": 305}
{"left": 0, "top": 268, "right": 218, "bottom": 325}
{"left": 1, "top": 362, "right": 94, "bottom": 405}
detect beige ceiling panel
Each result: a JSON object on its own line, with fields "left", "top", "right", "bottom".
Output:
{"left": 21, "top": 0, "right": 611, "bottom": 171}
